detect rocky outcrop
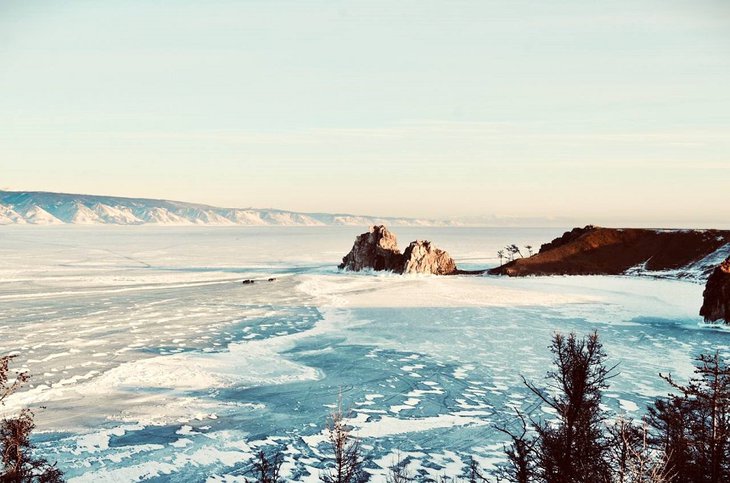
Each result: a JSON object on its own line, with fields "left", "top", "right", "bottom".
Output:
{"left": 700, "top": 257, "right": 730, "bottom": 323}
{"left": 339, "top": 225, "right": 405, "bottom": 272}
{"left": 489, "top": 226, "right": 730, "bottom": 280}
{"left": 339, "top": 226, "right": 458, "bottom": 275}
{"left": 402, "top": 241, "right": 457, "bottom": 275}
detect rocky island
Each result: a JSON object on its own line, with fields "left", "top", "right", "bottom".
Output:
{"left": 339, "top": 225, "right": 458, "bottom": 275}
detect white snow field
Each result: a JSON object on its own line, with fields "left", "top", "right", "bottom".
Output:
{"left": 0, "top": 226, "right": 726, "bottom": 482}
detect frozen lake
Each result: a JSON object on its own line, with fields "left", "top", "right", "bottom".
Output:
{"left": 1, "top": 226, "right": 726, "bottom": 482}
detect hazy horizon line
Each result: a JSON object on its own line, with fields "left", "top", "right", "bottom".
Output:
{"left": 2, "top": 188, "right": 728, "bottom": 230}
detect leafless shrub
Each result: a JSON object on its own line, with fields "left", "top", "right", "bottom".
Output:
{"left": 0, "top": 356, "right": 29, "bottom": 406}
{"left": 607, "top": 418, "right": 673, "bottom": 483}
{"left": 0, "top": 354, "right": 64, "bottom": 482}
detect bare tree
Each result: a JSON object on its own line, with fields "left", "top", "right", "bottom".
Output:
{"left": 0, "top": 356, "right": 29, "bottom": 405}
{"left": 607, "top": 418, "right": 639, "bottom": 483}
{"left": 607, "top": 418, "right": 673, "bottom": 483}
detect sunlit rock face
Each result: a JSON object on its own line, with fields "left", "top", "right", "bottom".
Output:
{"left": 700, "top": 257, "right": 730, "bottom": 323}
{"left": 402, "top": 240, "right": 457, "bottom": 275}
{"left": 488, "top": 226, "right": 730, "bottom": 279}
{"left": 338, "top": 225, "right": 404, "bottom": 272}
{"left": 339, "top": 226, "right": 457, "bottom": 275}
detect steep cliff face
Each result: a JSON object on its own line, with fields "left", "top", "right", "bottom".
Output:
{"left": 402, "top": 241, "right": 458, "bottom": 275}
{"left": 489, "top": 226, "right": 730, "bottom": 279}
{"left": 338, "top": 225, "right": 404, "bottom": 272}
{"left": 700, "top": 257, "right": 730, "bottom": 323}
{"left": 339, "top": 226, "right": 457, "bottom": 275}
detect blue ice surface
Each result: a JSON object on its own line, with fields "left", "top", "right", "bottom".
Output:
{"left": 3, "top": 226, "right": 723, "bottom": 481}
{"left": 35, "top": 299, "right": 730, "bottom": 482}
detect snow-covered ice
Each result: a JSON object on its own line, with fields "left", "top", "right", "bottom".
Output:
{"left": 0, "top": 226, "right": 726, "bottom": 481}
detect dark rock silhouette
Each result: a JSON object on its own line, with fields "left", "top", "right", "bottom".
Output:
{"left": 242, "top": 278, "right": 277, "bottom": 284}
{"left": 339, "top": 225, "right": 458, "bottom": 275}
{"left": 700, "top": 256, "right": 730, "bottom": 323}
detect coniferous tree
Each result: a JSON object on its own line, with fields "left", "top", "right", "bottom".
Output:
{"left": 247, "top": 450, "right": 284, "bottom": 483}
{"left": 521, "top": 331, "right": 615, "bottom": 483}
{"left": 385, "top": 453, "right": 412, "bottom": 483}
{"left": 648, "top": 351, "right": 730, "bottom": 483}
{"left": 465, "top": 457, "right": 489, "bottom": 482}
{"left": 496, "top": 411, "right": 536, "bottom": 483}
{"left": 320, "top": 400, "right": 367, "bottom": 483}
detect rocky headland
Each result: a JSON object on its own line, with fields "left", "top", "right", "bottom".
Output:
{"left": 488, "top": 226, "right": 730, "bottom": 281}
{"left": 339, "top": 225, "right": 458, "bottom": 275}
{"left": 339, "top": 224, "right": 730, "bottom": 323}
{"left": 486, "top": 225, "right": 730, "bottom": 324}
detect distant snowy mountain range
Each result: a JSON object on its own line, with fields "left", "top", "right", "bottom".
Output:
{"left": 0, "top": 190, "right": 458, "bottom": 227}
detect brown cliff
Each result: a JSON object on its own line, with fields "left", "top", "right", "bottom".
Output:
{"left": 700, "top": 257, "right": 730, "bottom": 323}
{"left": 489, "top": 226, "right": 730, "bottom": 279}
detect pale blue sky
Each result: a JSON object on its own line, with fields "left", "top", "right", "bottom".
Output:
{"left": 1, "top": 0, "right": 729, "bottom": 225}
